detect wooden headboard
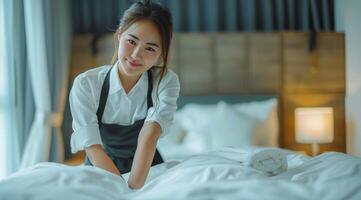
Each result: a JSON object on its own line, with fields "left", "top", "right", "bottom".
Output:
{"left": 70, "top": 32, "right": 345, "bottom": 155}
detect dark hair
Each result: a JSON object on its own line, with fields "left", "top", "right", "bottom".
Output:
{"left": 111, "top": 0, "right": 173, "bottom": 100}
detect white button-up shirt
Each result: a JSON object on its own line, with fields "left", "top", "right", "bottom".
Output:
{"left": 69, "top": 65, "right": 180, "bottom": 154}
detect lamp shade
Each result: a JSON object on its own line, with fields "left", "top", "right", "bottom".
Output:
{"left": 295, "top": 107, "right": 334, "bottom": 144}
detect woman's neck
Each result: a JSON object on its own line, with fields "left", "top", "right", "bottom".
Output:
{"left": 117, "top": 66, "right": 141, "bottom": 94}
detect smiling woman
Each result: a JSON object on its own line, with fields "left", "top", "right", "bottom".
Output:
{"left": 69, "top": 0, "right": 179, "bottom": 189}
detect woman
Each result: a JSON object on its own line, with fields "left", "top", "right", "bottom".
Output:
{"left": 69, "top": 0, "right": 179, "bottom": 189}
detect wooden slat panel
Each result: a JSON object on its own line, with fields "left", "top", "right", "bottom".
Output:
{"left": 283, "top": 32, "right": 345, "bottom": 93}
{"left": 95, "top": 34, "right": 114, "bottom": 65}
{"left": 71, "top": 34, "right": 113, "bottom": 80}
{"left": 69, "top": 32, "right": 346, "bottom": 155}
{"left": 71, "top": 35, "right": 97, "bottom": 80}
{"left": 282, "top": 93, "right": 346, "bottom": 155}
{"left": 178, "top": 34, "right": 214, "bottom": 95}
{"left": 249, "top": 33, "right": 281, "bottom": 93}
{"left": 215, "top": 33, "right": 247, "bottom": 93}
{"left": 168, "top": 34, "right": 179, "bottom": 74}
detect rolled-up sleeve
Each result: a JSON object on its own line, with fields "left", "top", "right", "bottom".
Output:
{"left": 145, "top": 71, "right": 180, "bottom": 137}
{"left": 69, "top": 75, "right": 102, "bottom": 153}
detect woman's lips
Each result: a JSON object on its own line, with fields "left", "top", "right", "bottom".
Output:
{"left": 126, "top": 59, "right": 142, "bottom": 68}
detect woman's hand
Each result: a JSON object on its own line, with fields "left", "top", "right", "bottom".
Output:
{"left": 127, "top": 121, "right": 162, "bottom": 189}
{"left": 85, "top": 144, "right": 121, "bottom": 176}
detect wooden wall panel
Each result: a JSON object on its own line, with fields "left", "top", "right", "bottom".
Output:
{"left": 215, "top": 33, "right": 247, "bottom": 93}
{"left": 281, "top": 32, "right": 346, "bottom": 155}
{"left": 71, "top": 35, "right": 113, "bottom": 80}
{"left": 283, "top": 32, "right": 345, "bottom": 93}
{"left": 70, "top": 32, "right": 346, "bottom": 155}
{"left": 71, "top": 35, "right": 97, "bottom": 80}
{"left": 96, "top": 35, "right": 114, "bottom": 65}
{"left": 168, "top": 34, "right": 179, "bottom": 74}
{"left": 249, "top": 33, "right": 281, "bottom": 93}
{"left": 178, "top": 34, "right": 214, "bottom": 95}
{"left": 282, "top": 93, "right": 346, "bottom": 154}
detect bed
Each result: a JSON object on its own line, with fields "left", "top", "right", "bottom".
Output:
{"left": 1, "top": 96, "right": 360, "bottom": 200}
{"left": 1, "top": 148, "right": 361, "bottom": 200}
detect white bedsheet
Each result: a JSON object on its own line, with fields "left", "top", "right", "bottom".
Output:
{"left": 205, "top": 147, "right": 290, "bottom": 175}
{"left": 1, "top": 149, "right": 361, "bottom": 200}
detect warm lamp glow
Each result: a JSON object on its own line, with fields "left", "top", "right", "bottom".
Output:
{"left": 295, "top": 107, "right": 334, "bottom": 155}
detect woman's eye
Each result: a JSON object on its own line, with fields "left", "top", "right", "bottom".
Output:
{"left": 146, "top": 47, "right": 155, "bottom": 52}
{"left": 127, "top": 39, "right": 136, "bottom": 45}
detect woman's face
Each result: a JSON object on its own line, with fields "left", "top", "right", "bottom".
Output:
{"left": 117, "top": 19, "right": 162, "bottom": 78}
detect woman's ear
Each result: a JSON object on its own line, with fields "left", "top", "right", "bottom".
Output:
{"left": 117, "top": 32, "right": 121, "bottom": 41}
{"left": 116, "top": 27, "right": 122, "bottom": 41}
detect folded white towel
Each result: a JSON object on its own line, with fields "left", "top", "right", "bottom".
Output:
{"left": 206, "top": 147, "right": 288, "bottom": 175}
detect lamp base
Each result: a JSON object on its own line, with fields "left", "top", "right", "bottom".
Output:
{"left": 311, "top": 143, "right": 320, "bottom": 156}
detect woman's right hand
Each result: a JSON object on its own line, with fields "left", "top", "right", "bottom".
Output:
{"left": 85, "top": 144, "right": 121, "bottom": 176}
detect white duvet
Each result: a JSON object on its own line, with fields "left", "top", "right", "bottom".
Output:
{"left": 1, "top": 148, "right": 361, "bottom": 200}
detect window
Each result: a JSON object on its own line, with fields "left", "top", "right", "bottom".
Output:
{"left": 0, "top": 0, "right": 7, "bottom": 177}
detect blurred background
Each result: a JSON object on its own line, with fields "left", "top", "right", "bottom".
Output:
{"left": 1, "top": 0, "right": 360, "bottom": 178}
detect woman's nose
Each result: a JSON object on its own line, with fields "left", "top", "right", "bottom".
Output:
{"left": 131, "top": 45, "right": 141, "bottom": 59}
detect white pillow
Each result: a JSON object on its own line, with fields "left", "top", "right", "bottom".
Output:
{"left": 177, "top": 98, "right": 279, "bottom": 148}
{"left": 158, "top": 98, "right": 279, "bottom": 161}
{"left": 177, "top": 101, "right": 258, "bottom": 151}
{"left": 182, "top": 130, "right": 212, "bottom": 153}
{"left": 210, "top": 101, "right": 258, "bottom": 148}
{"left": 177, "top": 103, "right": 217, "bottom": 131}
{"left": 157, "top": 106, "right": 215, "bottom": 161}
{"left": 232, "top": 98, "right": 278, "bottom": 147}
{"left": 175, "top": 103, "right": 216, "bottom": 149}
{"left": 160, "top": 113, "right": 186, "bottom": 144}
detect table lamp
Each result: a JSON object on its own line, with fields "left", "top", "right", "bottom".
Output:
{"left": 295, "top": 107, "right": 334, "bottom": 156}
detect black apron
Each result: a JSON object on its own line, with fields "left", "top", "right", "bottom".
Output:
{"left": 85, "top": 68, "right": 164, "bottom": 174}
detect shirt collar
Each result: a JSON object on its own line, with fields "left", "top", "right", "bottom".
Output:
{"left": 108, "top": 64, "right": 148, "bottom": 95}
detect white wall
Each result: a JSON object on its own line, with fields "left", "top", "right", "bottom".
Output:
{"left": 335, "top": 0, "right": 361, "bottom": 157}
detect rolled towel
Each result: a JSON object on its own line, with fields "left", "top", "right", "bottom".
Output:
{"left": 247, "top": 148, "right": 288, "bottom": 176}
{"left": 206, "top": 147, "right": 288, "bottom": 175}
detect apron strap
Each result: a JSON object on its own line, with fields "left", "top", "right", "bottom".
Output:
{"left": 147, "top": 70, "right": 153, "bottom": 108}
{"left": 96, "top": 68, "right": 111, "bottom": 122}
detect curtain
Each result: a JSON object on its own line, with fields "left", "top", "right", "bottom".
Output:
{"left": 0, "top": 0, "right": 71, "bottom": 173}
{"left": 1, "top": 0, "right": 23, "bottom": 177}
{"left": 71, "top": 0, "right": 335, "bottom": 34}
{"left": 0, "top": 0, "right": 5, "bottom": 177}
{"left": 20, "top": 0, "right": 71, "bottom": 169}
